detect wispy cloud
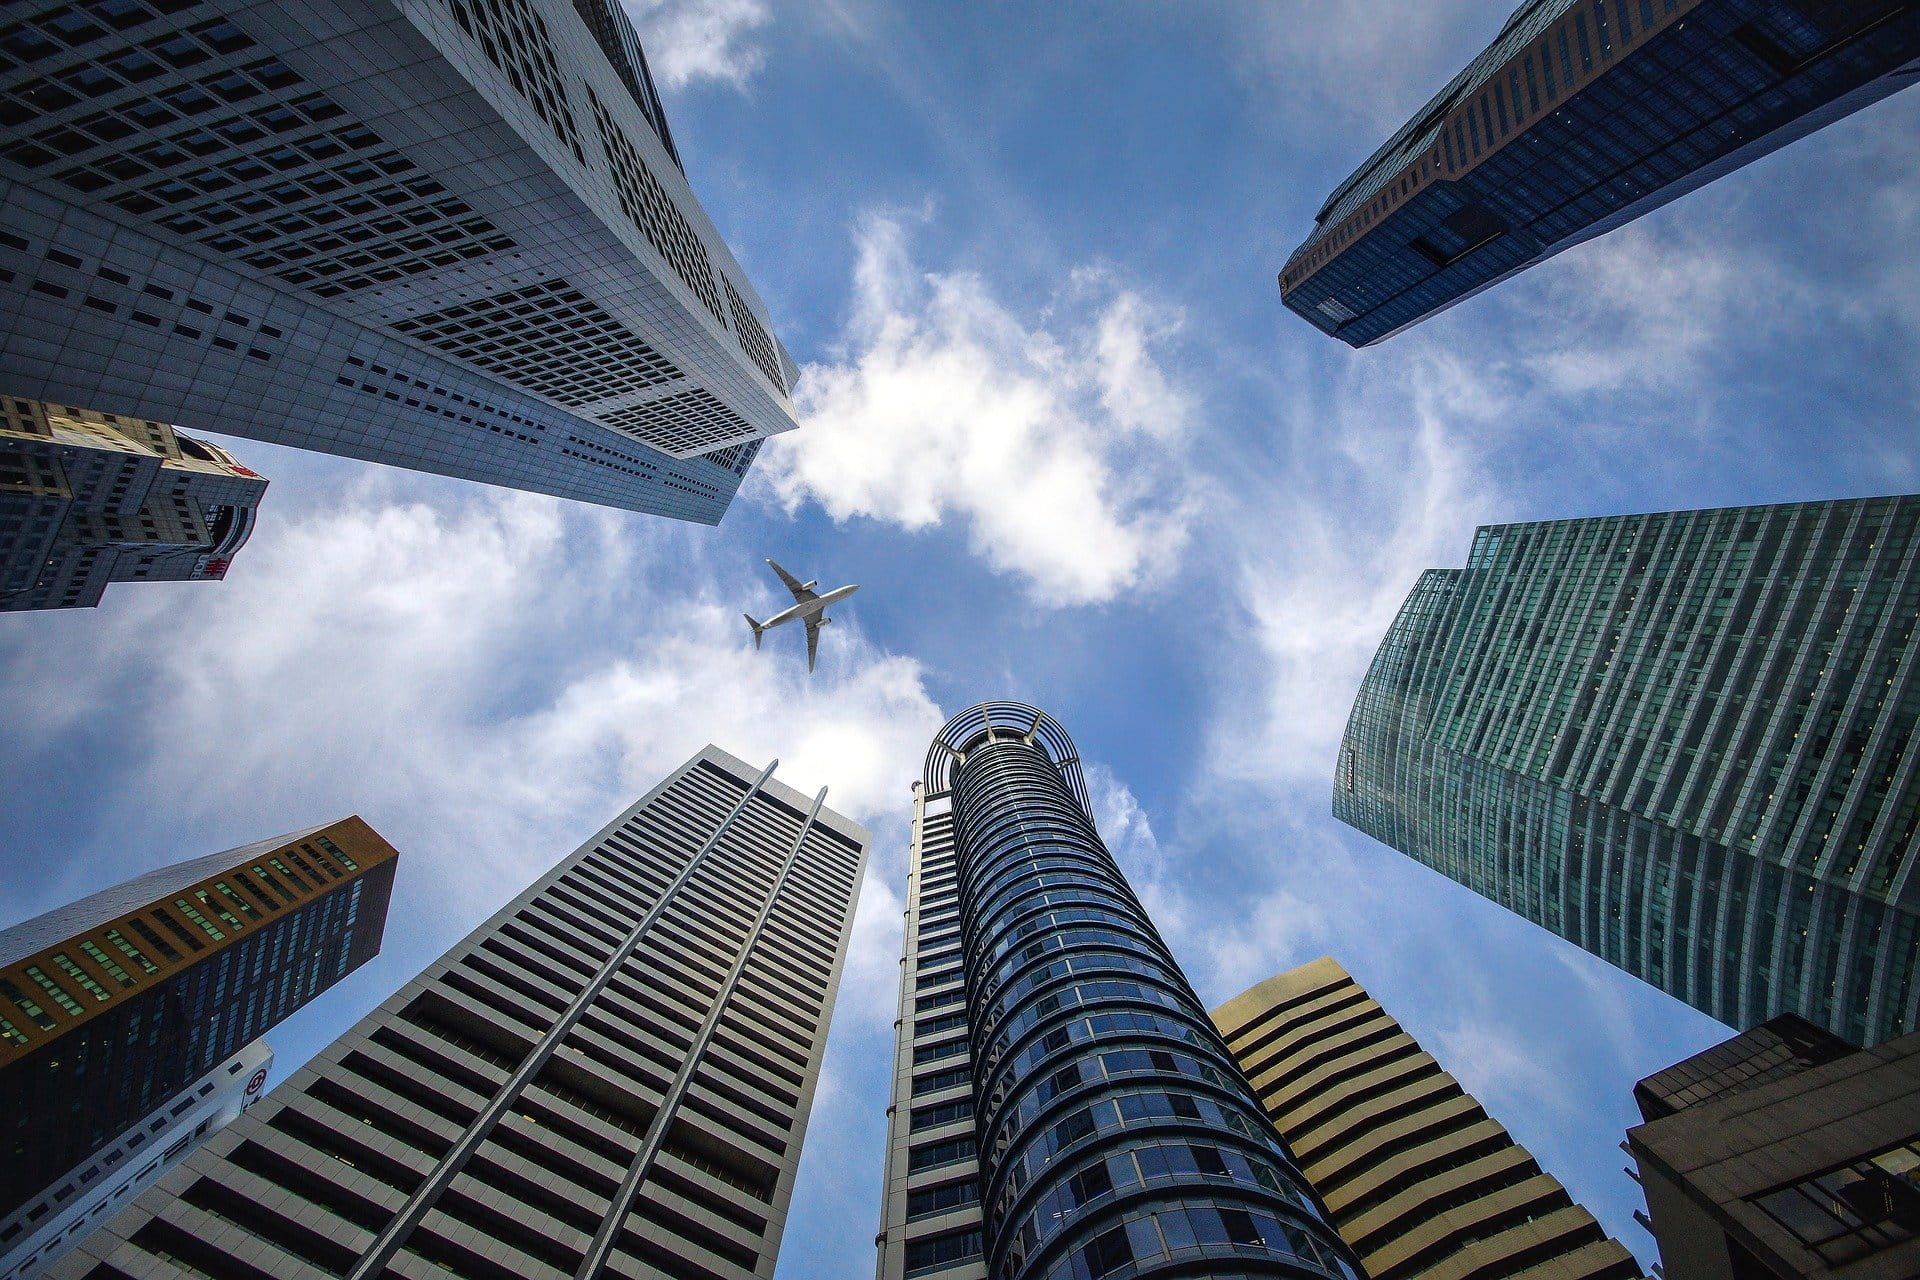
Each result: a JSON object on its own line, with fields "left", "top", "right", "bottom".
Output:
{"left": 620, "top": 0, "right": 770, "bottom": 90}
{"left": 757, "top": 211, "right": 1201, "bottom": 606}
{"left": 0, "top": 473, "right": 943, "bottom": 925}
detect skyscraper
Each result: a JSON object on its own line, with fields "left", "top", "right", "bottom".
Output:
{"left": 876, "top": 702, "right": 1358, "bottom": 1280}
{"left": 1, "top": 1039, "right": 272, "bottom": 1280}
{"left": 52, "top": 745, "right": 870, "bottom": 1280}
{"left": 1279, "top": 0, "right": 1920, "bottom": 347}
{"left": 1, "top": 818, "right": 398, "bottom": 1232}
{"left": 2, "top": 394, "right": 266, "bottom": 611}
{"left": 0, "top": 0, "right": 798, "bottom": 522}
{"left": 1214, "top": 957, "right": 1643, "bottom": 1280}
{"left": 1627, "top": 1015, "right": 1920, "bottom": 1279}
{"left": 1335, "top": 495, "right": 1920, "bottom": 1045}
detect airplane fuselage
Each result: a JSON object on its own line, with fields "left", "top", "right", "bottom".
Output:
{"left": 761, "top": 583, "right": 859, "bottom": 630}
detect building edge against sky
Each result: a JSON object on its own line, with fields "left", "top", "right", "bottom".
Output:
{"left": 0, "top": 817, "right": 398, "bottom": 1267}
{"left": 51, "top": 744, "right": 870, "bottom": 1280}
{"left": 1280, "top": 0, "right": 1920, "bottom": 346}
{"left": 2, "top": 394, "right": 267, "bottom": 612}
{"left": 1627, "top": 1015, "right": 1920, "bottom": 1279}
{"left": 0, "top": 0, "right": 799, "bottom": 522}
{"left": 877, "top": 702, "right": 1359, "bottom": 1280}
{"left": 1213, "top": 957, "right": 1643, "bottom": 1280}
{"left": 1, "top": 1039, "right": 273, "bottom": 1280}
{"left": 1334, "top": 494, "right": 1920, "bottom": 1046}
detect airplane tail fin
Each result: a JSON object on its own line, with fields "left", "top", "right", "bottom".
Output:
{"left": 743, "top": 614, "right": 764, "bottom": 650}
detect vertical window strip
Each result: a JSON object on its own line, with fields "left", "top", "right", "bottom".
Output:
{"left": 107, "top": 927, "right": 161, "bottom": 973}
{"left": 51, "top": 952, "right": 113, "bottom": 1001}
{"left": 173, "top": 897, "right": 226, "bottom": 942}
{"left": 81, "top": 939, "right": 138, "bottom": 987}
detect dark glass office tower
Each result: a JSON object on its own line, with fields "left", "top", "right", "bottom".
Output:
{"left": 1335, "top": 495, "right": 1920, "bottom": 1045}
{"left": 54, "top": 746, "right": 869, "bottom": 1280}
{"left": 0, "top": 818, "right": 398, "bottom": 1225}
{"left": 1280, "top": 0, "right": 1920, "bottom": 347}
{"left": 876, "top": 703, "right": 1356, "bottom": 1280}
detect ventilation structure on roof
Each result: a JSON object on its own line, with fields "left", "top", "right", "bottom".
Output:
{"left": 600, "top": 388, "right": 752, "bottom": 455}
{"left": 388, "top": 278, "right": 682, "bottom": 406}
{"left": 440, "top": 0, "right": 587, "bottom": 165}
{"left": 588, "top": 88, "right": 725, "bottom": 323}
{"left": 723, "top": 275, "right": 784, "bottom": 392}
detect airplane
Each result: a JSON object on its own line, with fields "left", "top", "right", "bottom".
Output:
{"left": 744, "top": 559, "right": 859, "bottom": 673}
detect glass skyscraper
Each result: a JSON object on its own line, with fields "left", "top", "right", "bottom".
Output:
{"left": 1, "top": 818, "right": 398, "bottom": 1233}
{"left": 877, "top": 702, "right": 1357, "bottom": 1280}
{"left": 1335, "top": 495, "right": 1920, "bottom": 1046}
{"left": 1280, "top": 0, "right": 1920, "bottom": 347}
{"left": 54, "top": 746, "right": 869, "bottom": 1280}
{"left": 0, "top": 0, "right": 797, "bottom": 521}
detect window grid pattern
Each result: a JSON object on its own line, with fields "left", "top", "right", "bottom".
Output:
{"left": 388, "top": 278, "right": 682, "bottom": 408}
{"left": 1335, "top": 497, "right": 1920, "bottom": 1046}
{"left": 1281, "top": 0, "right": 1920, "bottom": 345}
{"left": 723, "top": 274, "right": 784, "bottom": 393}
{"left": 0, "top": 3, "right": 525, "bottom": 303}
{"left": 0, "top": 0, "right": 789, "bottom": 523}
{"left": 589, "top": 88, "right": 723, "bottom": 323}
{"left": 48, "top": 749, "right": 868, "bottom": 1280}
{"left": 600, "top": 387, "right": 753, "bottom": 454}
{"left": 438, "top": 0, "right": 587, "bottom": 165}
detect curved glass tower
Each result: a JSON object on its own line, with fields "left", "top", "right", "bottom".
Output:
{"left": 876, "top": 702, "right": 1355, "bottom": 1280}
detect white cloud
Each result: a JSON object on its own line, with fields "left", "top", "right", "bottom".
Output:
{"left": 1222, "top": 2, "right": 1498, "bottom": 138}
{"left": 620, "top": 0, "right": 770, "bottom": 90}
{"left": 756, "top": 212, "right": 1201, "bottom": 606}
{"left": 1207, "top": 353, "right": 1492, "bottom": 789}
{"left": 1, "top": 471, "right": 943, "bottom": 926}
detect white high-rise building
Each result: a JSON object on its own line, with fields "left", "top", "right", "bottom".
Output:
{"left": 54, "top": 747, "right": 870, "bottom": 1280}
{"left": 0, "top": 0, "right": 797, "bottom": 523}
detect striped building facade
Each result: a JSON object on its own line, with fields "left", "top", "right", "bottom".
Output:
{"left": 1334, "top": 496, "right": 1920, "bottom": 1045}
{"left": 51, "top": 746, "right": 869, "bottom": 1280}
{"left": 1215, "top": 958, "right": 1642, "bottom": 1280}
{"left": 876, "top": 703, "right": 1357, "bottom": 1280}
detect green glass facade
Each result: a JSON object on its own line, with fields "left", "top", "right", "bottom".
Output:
{"left": 1336, "top": 496, "right": 1920, "bottom": 1045}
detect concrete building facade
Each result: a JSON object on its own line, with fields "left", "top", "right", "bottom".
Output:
{"left": 52, "top": 746, "right": 869, "bottom": 1280}
{"left": 0, "top": 0, "right": 799, "bottom": 522}
{"left": 1214, "top": 957, "right": 1643, "bottom": 1280}
{"left": 0, "top": 817, "right": 398, "bottom": 1233}
{"left": 1, "top": 394, "right": 266, "bottom": 611}
{"left": 876, "top": 702, "right": 1357, "bottom": 1280}
{"left": 1280, "top": 0, "right": 1920, "bottom": 346}
{"left": 1628, "top": 1015, "right": 1920, "bottom": 1279}
{"left": 1335, "top": 496, "right": 1920, "bottom": 1046}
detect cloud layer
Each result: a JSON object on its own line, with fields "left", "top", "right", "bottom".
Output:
{"left": 620, "top": 0, "right": 771, "bottom": 90}
{"left": 758, "top": 213, "right": 1200, "bottom": 606}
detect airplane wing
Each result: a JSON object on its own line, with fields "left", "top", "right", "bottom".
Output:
{"left": 805, "top": 617, "right": 821, "bottom": 673}
{"left": 767, "top": 558, "right": 818, "bottom": 604}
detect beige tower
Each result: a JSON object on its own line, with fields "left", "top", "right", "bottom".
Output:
{"left": 1213, "top": 957, "right": 1642, "bottom": 1280}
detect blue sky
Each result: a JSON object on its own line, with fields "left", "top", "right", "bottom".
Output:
{"left": 4, "top": 1, "right": 1919, "bottom": 1275}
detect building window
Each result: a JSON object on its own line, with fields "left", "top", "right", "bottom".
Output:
{"left": 1749, "top": 1135, "right": 1920, "bottom": 1264}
